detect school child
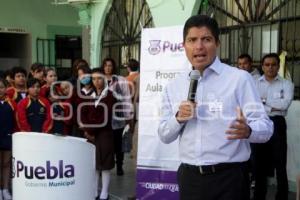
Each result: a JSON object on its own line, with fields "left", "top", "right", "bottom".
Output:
{"left": 100, "top": 58, "right": 133, "bottom": 176}
{"left": 40, "top": 68, "right": 58, "bottom": 98}
{"left": 6, "top": 67, "right": 27, "bottom": 103}
{"left": 80, "top": 68, "right": 117, "bottom": 200}
{"left": 47, "top": 85, "right": 71, "bottom": 135}
{"left": 71, "top": 64, "right": 92, "bottom": 138}
{"left": 77, "top": 64, "right": 93, "bottom": 96}
{"left": 29, "top": 63, "right": 45, "bottom": 86}
{"left": 3, "top": 70, "right": 14, "bottom": 87}
{"left": 0, "top": 78, "right": 16, "bottom": 200}
{"left": 17, "top": 78, "right": 52, "bottom": 133}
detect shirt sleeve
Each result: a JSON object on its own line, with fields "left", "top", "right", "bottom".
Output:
{"left": 238, "top": 72, "right": 274, "bottom": 143}
{"left": 42, "top": 98, "right": 53, "bottom": 133}
{"left": 115, "top": 76, "right": 133, "bottom": 119}
{"left": 266, "top": 80, "right": 294, "bottom": 111}
{"left": 158, "top": 85, "right": 184, "bottom": 144}
{"left": 16, "top": 99, "right": 32, "bottom": 132}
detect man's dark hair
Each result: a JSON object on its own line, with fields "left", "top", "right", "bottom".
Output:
{"left": 183, "top": 15, "right": 220, "bottom": 43}
{"left": 27, "top": 78, "right": 40, "bottom": 88}
{"left": 11, "top": 66, "right": 27, "bottom": 79}
{"left": 238, "top": 53, "right": 252, "bottom": 63}
{"left": 261, "top": 53, "right": 280, "bottom": 65}
{"left": 127, "top": 59, "right": 139, "bottom": 72}
{"left": 100, "top": 57, "right": 117, "bottom": 75}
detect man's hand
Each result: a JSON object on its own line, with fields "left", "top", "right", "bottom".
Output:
{"left": 176, "top": 101, "right": 196, "bottom": 123}
{"left": 226, "top": 107, "right": 251, "bottom": 139}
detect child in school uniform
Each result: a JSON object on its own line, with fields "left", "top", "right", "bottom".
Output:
{"left": 29, "top": 63, "right": 46, "bottom": 86}
{"left": 47, "top": 85, "right": 71, "bottom": 135}
{"left": 40, "top": 68, "right": 58, "bottom": 98}
{"left": 0, "top": 78, "right": 16, "bottom": 200}
{"left": 6, "top": 66, "right": 27, "bottom": 103}
{"left": 80, "top": 68, "right": 117, "bottom": 200}
{"left": 17, "top": 78, "right": 52, "bottom": 133}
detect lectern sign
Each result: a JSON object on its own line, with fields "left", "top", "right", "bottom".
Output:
{"left": 13, "top": 132, "right": 96, "bottom": 200}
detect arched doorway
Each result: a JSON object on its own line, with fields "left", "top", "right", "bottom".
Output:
{"left": 101, "top": 0, "right": 154, "bottom": 74}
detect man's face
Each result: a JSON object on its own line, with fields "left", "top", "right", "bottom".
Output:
{"left": 14, "top": 73, "right": 26, "bottom": 87}
{"left": 262, "top": 57, "right": 279, "bottom": 79}
{"left": 238, "top": 58, "right": 252, "bottom": 72}
{"left": 183, "top": 26, "right": 219, "bottom": 72}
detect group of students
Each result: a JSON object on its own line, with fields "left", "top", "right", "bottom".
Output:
{"left": 0, "top": 58, "right": 140, "bottom": 200}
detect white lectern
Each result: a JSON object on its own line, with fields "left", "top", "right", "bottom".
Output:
{"left": 12, "top": 132, "right": 96, "bottom": 200}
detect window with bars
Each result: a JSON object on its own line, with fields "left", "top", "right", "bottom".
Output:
{"left": 101, "top": 0, "right": 154, "bottom": 75}
{"left": 199, "top": 0, "right": 300, "bottom": 99}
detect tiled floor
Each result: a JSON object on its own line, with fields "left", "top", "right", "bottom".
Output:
{"left": 108, "top": 155, "right": 296, "bottom": 200}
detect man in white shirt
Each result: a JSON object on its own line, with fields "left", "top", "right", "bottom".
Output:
{"left": 158, "top": 15, "right": 273, "bottom": 200}
{"left": 238, "top": 53, "right": 261, "bottom": 80}
{"left": 254, "top": 53, "right": 294, "bottom": 200}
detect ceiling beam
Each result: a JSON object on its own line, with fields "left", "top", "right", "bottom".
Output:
{"left": 209, "top": 1, "right": 244, "bottom": 24}
{"left": 265, "top": 0, "right": 292, "bottom": 20}
{"left": 235, "top": 0, "right": 250, "bottom": 22}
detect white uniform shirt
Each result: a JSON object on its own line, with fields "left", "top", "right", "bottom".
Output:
{"left": 255, "top": 75, "right": 294, "bottom": 116}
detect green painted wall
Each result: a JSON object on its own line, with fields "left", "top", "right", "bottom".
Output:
{"left": 0, "top": 0, "right": 82, "bottom": 65}
{"left": 146, "top": 0, "right": 201, "bottom": 27}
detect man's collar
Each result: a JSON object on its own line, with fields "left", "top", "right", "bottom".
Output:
{"left": 187, "top": 57, "right": 222, "bottom": 80}
{"left": 207, "top": 57, "right": 222, "bottom": 75}
{"left": 260, "top": 74, "right": 280, "bottom": 82}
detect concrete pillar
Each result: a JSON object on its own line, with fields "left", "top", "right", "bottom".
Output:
{"left": 89, "top": 0, "right": 112, "bottom": 68}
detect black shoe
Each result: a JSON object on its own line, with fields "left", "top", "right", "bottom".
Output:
{"left": 117, "top": 167, "right": 124, "bottom": 176}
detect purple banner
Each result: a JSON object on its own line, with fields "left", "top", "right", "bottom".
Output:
{"left": 136, "top": 168, "right": 179, "bottom": 200}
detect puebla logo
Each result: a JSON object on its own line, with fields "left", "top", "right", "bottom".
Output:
{"left": 148, "top": 40, "right": 184, "bottom": 55}
{"left": 148, "top": 40, "right": 161, "bottom": 55}
{"left": 12, "top": 158, "right": 75, "bottom": 180}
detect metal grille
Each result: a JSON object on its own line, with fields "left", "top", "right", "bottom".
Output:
{"left": 101, "top": 0, "right": 154, "bottom": 74}
{"left": 199, "top": 0, "right": 300, "bottom": 99}
{"left": 36, "top": 38, "right": 56, "bottom": 67}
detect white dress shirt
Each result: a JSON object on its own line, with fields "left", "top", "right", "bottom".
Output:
{"left": 251, "top": 68, "right": 261, "bottom": 80}
{"left": 255, "top": 75, "right": 294, "bottom": 116}
{"left": 158, "top": 57, "right": 273, "bottom": 166}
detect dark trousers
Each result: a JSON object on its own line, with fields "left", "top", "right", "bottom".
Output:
{"left": 253, "top": 116, "right": 288, "bottom": 200}
{"left": 113, "top": 128, "right": 124, "bottom": 167}
{"left": 177, "top": 163, "right": 250, "bottom": 200}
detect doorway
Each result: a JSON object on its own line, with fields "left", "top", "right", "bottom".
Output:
{"left": 0, "top": 32, "right": 31, "bottom": 71}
